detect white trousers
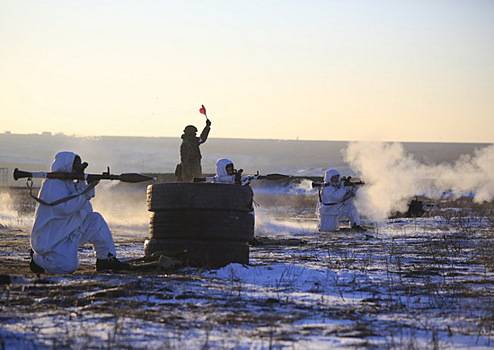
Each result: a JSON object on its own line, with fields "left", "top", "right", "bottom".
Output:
{"left": 33, "top": 212, "right": 116, "bottom": 274}
{"left": 319, "top": 201, "right": 361, "bottom": 232}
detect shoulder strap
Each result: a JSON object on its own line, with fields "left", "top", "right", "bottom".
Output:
{"left": 27, "top": 179, "right": 98, "bottom": 207}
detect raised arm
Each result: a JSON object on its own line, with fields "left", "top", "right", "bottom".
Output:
{"left": 199, "top": 119, "right": 211, "bottom": 144}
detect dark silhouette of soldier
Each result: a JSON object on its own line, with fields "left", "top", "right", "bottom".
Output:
{"left": 178, "top": 119, "right": 211, "bottom": 182}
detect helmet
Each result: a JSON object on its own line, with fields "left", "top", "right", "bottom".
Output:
{"left": 183, "top": 125, "right": 198, "bottom": 134}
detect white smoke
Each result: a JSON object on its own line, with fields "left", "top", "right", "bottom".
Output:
{"left": 255, "top": 209, "right": 317, "bottom": 237}
{"left": 0, "top": 191, "right": 33, "bottom": 228}
{"left": 345, "top": 142, "right": 494, "bottom": 221}
{"left": 252, "top": 179, "right": 316, "bottom": 196}
{"left": 91, "top": 182, "right": 149, "bottom": 230}
{"left": 0, "top": 192, "right": 18, "bottom": 225}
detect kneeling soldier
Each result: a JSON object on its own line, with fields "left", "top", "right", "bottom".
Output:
{"left": 30, "top": 151, "right": 130, "bottom": 274}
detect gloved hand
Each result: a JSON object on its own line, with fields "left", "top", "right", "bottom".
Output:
{"left": 86, "top": 174, "right": 100, "bottom": 184}
{"left": 234, "top": 169, "right": 243, "bottom": 185}
{"left": 206, "top": 119, "right": 212, "bottom": 127}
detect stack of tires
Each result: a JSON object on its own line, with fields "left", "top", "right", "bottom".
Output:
{"left": 144, "top": 183, "right": 255, "bottom": 268}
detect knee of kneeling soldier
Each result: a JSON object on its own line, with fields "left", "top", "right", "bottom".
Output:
{"left": 85, "top": 212, "right": 106, "bottom": 224}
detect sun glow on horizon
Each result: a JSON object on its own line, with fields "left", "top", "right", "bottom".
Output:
{"left": 1, "top": 0, "right": 493, "bottom": 142}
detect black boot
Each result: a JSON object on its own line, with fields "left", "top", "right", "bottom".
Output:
{"left": 96, "top": 254, "right": 132, "bottom": 272}
{"left": 29, "top": 249, "right": 45, "bottom": 274}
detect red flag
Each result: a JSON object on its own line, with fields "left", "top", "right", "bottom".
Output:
{"left": 199, "top": 104, "right": 207, "bottom": 116}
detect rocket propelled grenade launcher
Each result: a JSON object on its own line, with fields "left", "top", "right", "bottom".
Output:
{"left": 243, "top": 173, "right": 365, "bottom": 186}
{"left": 193, "top": 172, "right": 365, "bottom": 187}
{"left": 251, "top": 174, "right": 365, "bottom": 187}
{"left": 311, "top": 176, "right": 365, "bottom": 188}
{"left": 13, "top": 167, "right": 154, "bottom": 183}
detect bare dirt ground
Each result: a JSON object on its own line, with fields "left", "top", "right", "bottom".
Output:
{"left": 1, "top": 199, "right": 494, "bottom": 349}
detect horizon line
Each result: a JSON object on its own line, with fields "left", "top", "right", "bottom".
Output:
{"left": 1, "top": 131, "right": 493, "bottom": 145}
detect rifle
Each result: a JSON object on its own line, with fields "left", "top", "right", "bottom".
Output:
{"left": 13, "top": 167, "right": 155, "bottom": 183}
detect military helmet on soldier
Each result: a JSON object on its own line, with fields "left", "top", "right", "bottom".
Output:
{"left": 183, "top": 125, "right": 198, "bottom": 135}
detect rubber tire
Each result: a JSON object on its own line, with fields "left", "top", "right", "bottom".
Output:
{"left": 149, "top": 210, "right": 254, "bottom": 241}
{"left": 147, "top": 183, "right": 254, "bottom": 212}
{"left": 144, "top": 239, "right": 249, "bottom": 268}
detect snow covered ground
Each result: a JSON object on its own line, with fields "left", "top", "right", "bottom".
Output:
{"left": 1, "top": 194, "right": 494, "bottom": 349}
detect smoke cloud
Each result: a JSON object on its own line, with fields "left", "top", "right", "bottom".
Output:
{"left": 255, "top": 209, "right": 317, "bottom": 236}
{"left": 345, "top": 142, "right": 494, "bottom": 221}
{"left": 0, "top": 191, "right": 33, "bottom": 228}
{"left": 91, "top": 182, "right": 149, "bottom": 235}
{"left": 0, "top": 192, "right": 17, "bottom": 226}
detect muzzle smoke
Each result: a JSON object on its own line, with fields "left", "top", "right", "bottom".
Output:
{"left": 345, "top": 142, "right": 494, "bottom": 221}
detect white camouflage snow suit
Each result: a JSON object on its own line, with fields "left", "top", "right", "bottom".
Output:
{"left": 317, "top": 169, "right": 361, "bottom": 232}
{"left": 31, "top": 152, "right": 116, "bottom": 274}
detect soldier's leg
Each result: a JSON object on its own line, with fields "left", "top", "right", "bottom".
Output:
{"left": 195, "top": 163, "right": 203, "bottom": 178}
{"left": 189, "top": 162, "right": 202, "bottom": 180}
{"left": 33, "top": 235, "right": 80, "bottom": 274}
{"left": 340, "top": 201, "right": 361, "bottom": 226}
{"left": 181, "top": 163, "right": 194, "bottom": 182}
{"left": 79, "top": 212, "right": 116, "bottom": 259}
{"left": 319, "top": 214, "right": 339, "bottom": 232}
{"left": 318, "top": 206, "right": 339, "bottom": 232}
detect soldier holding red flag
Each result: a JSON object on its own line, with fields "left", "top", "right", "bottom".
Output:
{"left": 177, "top": 105, "right": 212, "bottom": 182}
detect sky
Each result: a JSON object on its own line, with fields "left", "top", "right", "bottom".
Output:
{"left": 0, "top": 0, "right": 493, "bottom": 142}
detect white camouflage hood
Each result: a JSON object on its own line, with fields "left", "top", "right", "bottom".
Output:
{"left": 51, "top": 151, "right": 77, "bottom": 172}
{"left": 216, "top": 158, "right": 234, "bottom": 177}
{"left": 324, "top": 168, "right": 340, "bottom": 182}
